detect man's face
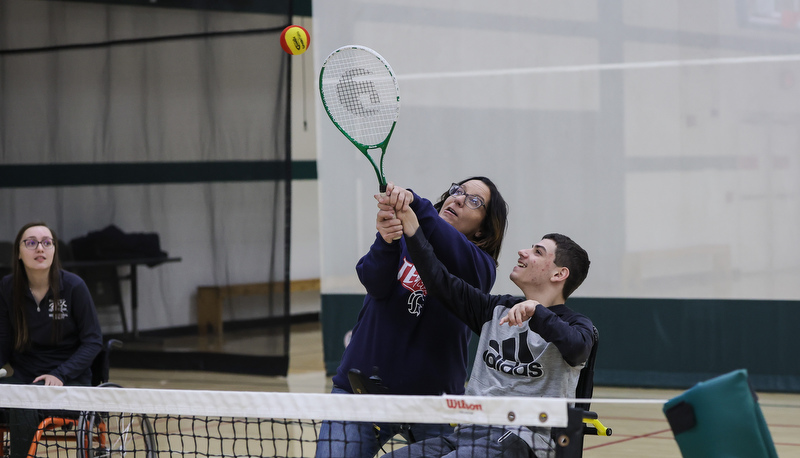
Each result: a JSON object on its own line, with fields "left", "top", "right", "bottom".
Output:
{"left": 509, "top": 238, "right": 558, "bottom": 289}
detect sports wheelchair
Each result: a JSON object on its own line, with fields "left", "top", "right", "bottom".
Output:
{"left": 0, "top": 339, "right": 157, "bottom": 458}
{"left": 348, "top": 326, "right": 611, "bottom": 458}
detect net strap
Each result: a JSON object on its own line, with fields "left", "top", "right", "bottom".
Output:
{"left": 0, "top": 385, "right": 568, "bottom": 427}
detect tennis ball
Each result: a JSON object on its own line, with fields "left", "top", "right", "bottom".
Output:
{"left": 280, "top": 25, "right": 310, "bottom": 55}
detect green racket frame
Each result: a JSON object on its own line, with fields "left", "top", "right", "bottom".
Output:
{"left": 319, "top": 45, "right": 400, "bottom": 193}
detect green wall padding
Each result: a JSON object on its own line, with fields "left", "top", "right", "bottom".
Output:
{"left": 322, "top": 294, "right": 800, "bottom": 392}
{"left": 568, "top": 297, "right": 800, "bottom": 392}
{"left": 320, "top": 294, "right": 364, "bottom": 376}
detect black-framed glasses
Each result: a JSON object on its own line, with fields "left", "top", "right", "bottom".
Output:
{"left": 21, "top": 238, "right": 55, "bottom": 250}
{"left": 448, "top": 183, "right": 486, "bottom": 210}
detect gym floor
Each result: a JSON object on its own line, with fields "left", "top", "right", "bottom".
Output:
{"left": 110, "top": 321, "right": 800, "bottom": 457}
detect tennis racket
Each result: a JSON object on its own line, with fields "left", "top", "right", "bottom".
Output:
{"left": 320, "top": 45, "right": 400, "bottom": 193}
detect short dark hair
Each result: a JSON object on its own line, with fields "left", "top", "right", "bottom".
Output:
{"left": 434, "top": 176, "right": 508, "bottom": 266}
{"left": 542, "top": 233, "right": 590, "bottom": 300}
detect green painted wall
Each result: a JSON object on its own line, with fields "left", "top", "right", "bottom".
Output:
{"left": 0, "top": 161, "right": 316, "bottom": 188}
{"left": 321, "top": 294, "right": 364, "bottom": 376}
{"left": 48, "top": 0, "right": 312, "bottom": 17}
{"left": 568, "top": 297, "right": 800, "bottom": 392}
{"left": 322, "top": 295, "right": 800, "bottom": 392}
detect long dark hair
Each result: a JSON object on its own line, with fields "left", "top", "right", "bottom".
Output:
{"left": 433, "top": 176, "right": 508, "bottom": 266}
{"left": 11, "top": 222, "right": 63, "bottom": 351}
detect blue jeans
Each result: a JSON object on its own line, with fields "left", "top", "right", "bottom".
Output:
{"left": 383, "top": 425, "right": 539, "bottom": 458}
{"left": 315, "top": 387, "right": 455, "bottom": 458}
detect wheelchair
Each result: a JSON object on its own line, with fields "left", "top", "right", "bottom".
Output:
{"left": 348, "top": 326, "right": 611, "bottom": 458}
{"left": 551, "top": 326, "right": 612, "bottom": 458}
{"left": 0, "top": 339, "right": 157, "bottom": 458}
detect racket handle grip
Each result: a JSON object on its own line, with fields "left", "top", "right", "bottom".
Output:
{"left": 379, "top": 184, "right": 387, "bottom": 193}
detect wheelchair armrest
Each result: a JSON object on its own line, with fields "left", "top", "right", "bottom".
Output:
{"left": 582, "top": 410, "right": 612, "bottom": 436}
{"left": 347, "top": 368, "right": 388, "bottom": 394}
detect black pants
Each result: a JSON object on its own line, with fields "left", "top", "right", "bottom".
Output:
{"left": 0, "top": 374, "right": 86, "bottom": 458}
{"left": 6, "top": 409, "right": 41, "bottom": 458}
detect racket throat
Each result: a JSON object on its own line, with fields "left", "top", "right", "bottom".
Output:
{"left": 364, "top": 147, "right": 388, "bottom": 192}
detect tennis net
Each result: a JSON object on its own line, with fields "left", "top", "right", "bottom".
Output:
{"left": 0, "top": 384, "right": 573, "bottom": 457}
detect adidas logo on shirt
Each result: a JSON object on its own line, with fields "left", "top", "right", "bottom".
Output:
{"left": 482, "top": 330, "right": 543, "bottom": 378}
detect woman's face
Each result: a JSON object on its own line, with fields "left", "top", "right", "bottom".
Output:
{"left": 19, "top": 225, "right": 55, "bottom": 273}
{"left": 438, "top": 179, "right": 490, "bottom": 240}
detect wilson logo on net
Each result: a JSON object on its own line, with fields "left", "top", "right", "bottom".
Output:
{"left": 446, "top": 399, "right": 483, "bottom": 411}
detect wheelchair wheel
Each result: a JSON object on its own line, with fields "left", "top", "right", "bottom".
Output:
{"left": 78, "top": 383, "right": 157, "bottom": 458}
{"left": 83, "top": 411, "right": 156, "bottom": 458}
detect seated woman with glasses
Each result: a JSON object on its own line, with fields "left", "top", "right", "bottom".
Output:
{"left": 0, "top": 222, "right": 102, "bottom": 458}
{"left": 317, "top": 177, "right": 509, "bottom": 458}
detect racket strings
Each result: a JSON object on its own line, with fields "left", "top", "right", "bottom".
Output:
{"left": 321, "top": 48, "right": 399, "bottom": 147}
{"left": 337, "top": 69, "right": 381, "bottom": 117}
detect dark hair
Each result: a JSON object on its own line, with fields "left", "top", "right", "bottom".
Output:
{"left": 542, "top": 233, "right": 590, "bottom": 300}
{"left": 11, "top": 221, "right": 63, "bottom": 351}
{"left": 433, "top": 176, "right": 508, "bottom": 266}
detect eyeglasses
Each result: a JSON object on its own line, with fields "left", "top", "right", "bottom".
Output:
{"left": 448, "top": 183, "right": 486, "bottom": 210}
{"left": 21, "top": 238, "right": 55, "bottom": 250}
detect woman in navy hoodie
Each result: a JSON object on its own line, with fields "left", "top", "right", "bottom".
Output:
{"left": 316, "top": 178, "right": 508, "bottom": 458}
{"left": 0, "top": 222, "right": 102, "bottom": 458}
